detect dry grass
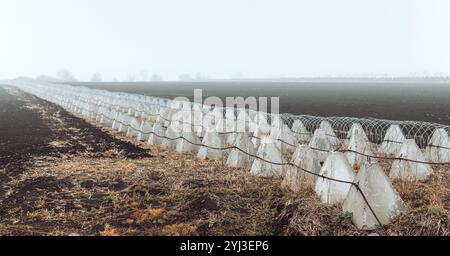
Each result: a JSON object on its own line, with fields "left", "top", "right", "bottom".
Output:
{"left": 49, "top": 140, "right": 71, "bottom": 148}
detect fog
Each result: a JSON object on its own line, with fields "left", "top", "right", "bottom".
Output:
{"left": 1, "top": 0, "right": 449, "bottom": 81}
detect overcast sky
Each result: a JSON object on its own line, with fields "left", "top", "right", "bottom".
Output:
{"left": 1, "top": 0, "right": 449, "bottom": 81}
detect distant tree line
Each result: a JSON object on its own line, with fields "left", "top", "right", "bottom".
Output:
{"left": 33, "top": 69, "right": 250, "bottom": 82}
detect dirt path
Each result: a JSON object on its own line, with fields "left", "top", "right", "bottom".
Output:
{"left": 0, "top": 85, "right": 448, "bottom": 236}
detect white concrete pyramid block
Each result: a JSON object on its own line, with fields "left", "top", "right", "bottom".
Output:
{"left": 426, "top": 128, "right": 450, "bottom": 163}
{"left": 225, "top": 107, "right": 236, "bottom": 120}
{"left": 380, "top": 125, "right": 405, "bottom": 156}
{"left": 161, "top": 121, "right": 183, "bottom": 150}
{"left": 252, "top": 120, "right": 272, "bottom": 149}
{"left": 309, "top": 128, "right": 333, "bottom": 163}
{"left": 345, "top": 128, "right": 374, "bottom": 168}
{"left": 156, "top": 107, "right": 173, "bottom": 127}
{"left": 192, "top": 110, "right": 204, "bottom": 136}
{"left": 343, "top": 162, "right": 405, "bottom": 230}
{"left": 137, "top": 120, "right": 153, "bottom": 141}
{"left": 117, "top": 113, "right": 132, "bottom": 133}
{"left": 282, "top": 145, "right": 321, "bottom": 192}
{"left": 126, "top": 117, "right": 141, "bottom": 138}
{"left": 315, "top": 152, "right": 356, "bottom": 205}
{"left": 197, "top": 130, "right": 225, "bottom": 160}
{"left": 319, "top": 121, "right": 341, "bottom": 146}
{"left": 216, "top": 117, "right": 236, "bottom": 142}
{"left": 99, "top": 108, "right": 113, "bottom": 126}
{"left": 270, "top": 115, "right": 284, "bottom": 128}
{"left": 176, "top": 126, "right": 201, "bottom": 153}
{"left": 390, "top": 139, "right": 432, "bottom": 181}
{"left": 226, "top": 132, "right": 237, "bottom": 146}
{"left": 270, "top": 124, "right": 298, "bottom": 152}
{"left": 250, "top": 138, "right": 286, "bottom": 177}
{"left": 148, "top": 122, "right": 166, "bottom": 145}
{"left": 111, "top": 112, "right": 123, "bottom": 130}
{"left": 236, "top": 110, "right": 251, "bottom": 133}
{"left": 250, "top": 112, "right": 269, "bottom": 133}
{"left": 291, "top": 120, "right": 310, "bottom": 142}
{"left": 226, "top": 132, "right": 256, "bottom": 168}
{"left": 201, "top": 114, "right": 216, "bottom": 137}
{"left": 346, "top": 123, "right": 368, "bottom": 142}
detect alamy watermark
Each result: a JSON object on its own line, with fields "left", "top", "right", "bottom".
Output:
{"left": 166, "top": 89, "right": 280, "bottom": 133}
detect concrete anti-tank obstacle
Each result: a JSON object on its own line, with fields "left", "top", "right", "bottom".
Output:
{"left": 390, "top": 139, "right": 432, "bottom": 181}
{"left": 99, "top": 108, "right": 114, "bottom": 126}
{"left": 224, "top": 107, "right": 236, "bottom": 121}
{"left": 291, "top": 120, "right": 310, "bottom": 143}
{"left": 226, "top": 132, "right": 256, "bottom": 168}
{"left": 309, "top": 128, "right": 333, "bottom": 163}
{"left": 161, "top": 121, "right": 183, "bottom": 150}
{"left": 251, "top": 118, "right": 272, "bottom": 149}
{"left": 380, "top": 124, "right": 405, "bottom": 156}
{"left": 176, "top": 125, "right": 201, "bottom": 153}
{"left": 345, "top": 123, "right": 368, "bottom": 145}
{"left": 148, "top": 122, "right": 166, "bottom": 145}
{"left": 319, "top": 121, "right": 341, "bottom": 146}
{"left": 343, "top": 161, "right": 405, "bottom": 230}
{"left": 197, "top": 130, "right": 225, "bottom": 160}
{"left": 269, "top": 123, "right": 298, "bottom": 153}
{"left": 95, "top": 106, "right": 107, "bottom": 123}
{"left": 223, "top": 108, "right": 239, "bottom": 144}
{"left": 282, "top": 145, "right": 321, "bottom": 192}
{"left": 156, "top": 107, "right": 174, "bottom": 127}
{"left": 137, "top": 120, "right": 153, "bottom": 141}
{"left": 345, "top": 127, "right": 375, "bottom": 169}
{"left": 236, "top": 109, "right": 251, "bottom": 133}
{"left": 250, "top": 137, "right": 286, "bottom": 177}
{"left": 314, "top": 152, "right": 356, "bottom": 205}
{"left": 269, "top": 115, "right": 297, "bottom": 152}
{"left": 250, "top": 112, "right": 269, "bottom": 134}
{"left": 192, "top": 110, "right": 205, "bottom": 137}
{"left": 216, "top": 116, "right": 237, "bottom": 143}
{"left": 117, "top": 113, "right": 132, "bottom": 133}
{"left": 111, "top": 110, "right": 122, "bottom": 130}
{"left": 211, "top": 108, "right": 224, "bottom": 125}
{"left": 426, "top": 128, "right": 450, "bottom": 163}
{"left": 126, "top": 117, "right": 142, "bottom": 138}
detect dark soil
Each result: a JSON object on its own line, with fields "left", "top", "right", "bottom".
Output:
{"left": 0, "top": 85, "right": 150, "bottom": 234}
{"left": 0, "top": 85, "right": 149, "bottom": 180}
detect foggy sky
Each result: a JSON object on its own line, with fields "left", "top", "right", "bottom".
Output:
{"left": 1, "top": 0, "right": 449, "bottom": 81}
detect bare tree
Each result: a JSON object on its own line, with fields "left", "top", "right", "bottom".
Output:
{"left": 195, "top": 73, "right": 203, "bottom": 80}
{"left": 139, "top": 70, "right": 150, "bottom": 81}
{"left": 195, "top": 73, "right": 212, "bottom": 80}
{"left": 178, "top": 74, "right": 192, "bottom": 81}
{"left": 151, "top": 74, "right": 163, "bottom": 81}
{"left": 231, "top": 72, "right": 244, "bottom": 79}
{"left": 90, "top": 72, "right": 103, "bottom": 82}
{"left": 56, "top": 69, "right": 77, "bottom": 82}
{"left": 127, "top": 74, "right": 137, "bottom": 82}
